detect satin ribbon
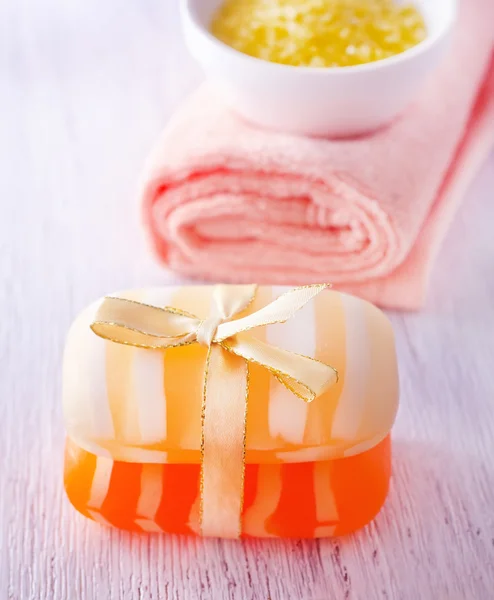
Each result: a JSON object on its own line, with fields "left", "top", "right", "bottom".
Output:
{"left": 91, "top": 284, "right": 338, "bottom": 538}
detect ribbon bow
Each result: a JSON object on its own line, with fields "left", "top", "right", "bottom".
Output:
{"left": 91, "top": 284, "right": 338, "bottom": 538}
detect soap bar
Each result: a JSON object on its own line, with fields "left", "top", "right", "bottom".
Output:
{"left": 63, "top": 285, "right": 399, "bottom": 537}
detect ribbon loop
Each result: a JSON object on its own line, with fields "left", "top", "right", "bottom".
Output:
{"left": 91, "top": 284, "right": 338, "bottom": 538}
{"left": 90, "top": 297, "right": 199, "bottom": 350}
{"left": 212, "top": 284, "right": 258, "bottom": 321}
{"left": 197, "top": 284, "right": 258, "bottom": 347}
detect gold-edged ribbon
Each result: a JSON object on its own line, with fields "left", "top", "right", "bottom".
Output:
{"left": 90, "top": 284, "right": 338, "bottom": 538}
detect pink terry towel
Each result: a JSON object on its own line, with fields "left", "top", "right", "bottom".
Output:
{"left": 141, "top": 0, "right": 494, "bottom": 310}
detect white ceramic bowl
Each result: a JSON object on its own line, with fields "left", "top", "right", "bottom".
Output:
{"left": 180, "top": 0, "right": 457, "bottom": 137}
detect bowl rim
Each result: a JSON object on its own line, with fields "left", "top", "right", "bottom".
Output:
{"left": 181, "top": 0, "right": 458, "bottom": 76}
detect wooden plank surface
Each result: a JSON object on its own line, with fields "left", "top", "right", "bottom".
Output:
{"left": 1, "top": 1, "right": 493, "bottom": 598}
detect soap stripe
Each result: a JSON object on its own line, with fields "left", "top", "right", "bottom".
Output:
{"left": 241, "top": 463, "right": 259, "bottom": 524}
{"left": 164, "top": 287, "right": 211, "bottom": 450}
{"left": 64, "top": 440, "right": 98, "bottom": 520}
{"left": 63, "top": 302, "right": 114, "bottom": 443}
{"left": 304, "top": 291, "right": 346, "bottom": 445}
{"left": 132, "top": 350, "right": 167, "bottom": 444}
{"left": 187, "top": 493, "right": 201, "bottom": 536}
{"left": 242, "top": 463, "right": 282, "bottom": 537}
{"left": 134, "top": 464, "right": 164, "bottom": 532}
{"left": 86, "top": 327, "right": 115, "bottom": 441}
{"left": 105, "top": 342, "right": 139, "bottom": 441}
{"left": 245, "top": 287, "right": 273, "bottom": 450}
{"left": 131, "top": 288, "right": 174, "bottom": 445}
{"left": 355, "top": 303, "right": 398, "bottom": 444}
{"left": 101, "top": 461, "right": 142, "bottom": 531}
{"left": 105, "top": 290, "right": 144, "bottom": 443}
{"left": 158, "top": 464, "right": 201, "bottom": 535}
{"left": 86, "top": 455, "right": 114, "bottom": 526}
{"left": 330, "top": 294, "right": 369, "bottom": 440}
{"left": 87, "top": 512, "right": 113, "bottom": 528}
{"left": 270, "top": 463, "right": 317, "bottom": 537}
{"left": 266, "top": 287, "right": 314, "bottom": 445}
{"left": 313, "top": 461, "right": 339, "bottom": 537}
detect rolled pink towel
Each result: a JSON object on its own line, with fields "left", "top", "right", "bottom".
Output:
{"left": 141, "top": 0, "right": 494, "bottom": 310}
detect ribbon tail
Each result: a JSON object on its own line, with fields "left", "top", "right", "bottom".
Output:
{"left": 222, "top": 336, "right": 338, "bottom": 403}
{"left": 200, "top": 344, "right": 248, "bottom": 538}
{"left": 216, "top": 284, "right": 329, "bottom": 341}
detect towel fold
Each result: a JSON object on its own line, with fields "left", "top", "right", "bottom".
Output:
{"left": 141, "top": 0, "right": 494, "bottom": 309}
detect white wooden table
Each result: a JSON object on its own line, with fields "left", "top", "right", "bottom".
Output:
{"left": 1, "top": 1, "right": 493, "bottom": 598}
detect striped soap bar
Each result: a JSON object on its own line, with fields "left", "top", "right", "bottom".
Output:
{"left": 63, "top": 285, "right": 399, "bottom": 537}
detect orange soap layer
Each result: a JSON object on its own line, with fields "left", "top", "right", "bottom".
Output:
{"left": 64, "top": 435, "right": 391, "bottom": 538}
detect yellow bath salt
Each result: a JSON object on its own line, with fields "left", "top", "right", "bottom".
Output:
{"left": 211, "top": 0, "right": 427, "bottom": 67}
